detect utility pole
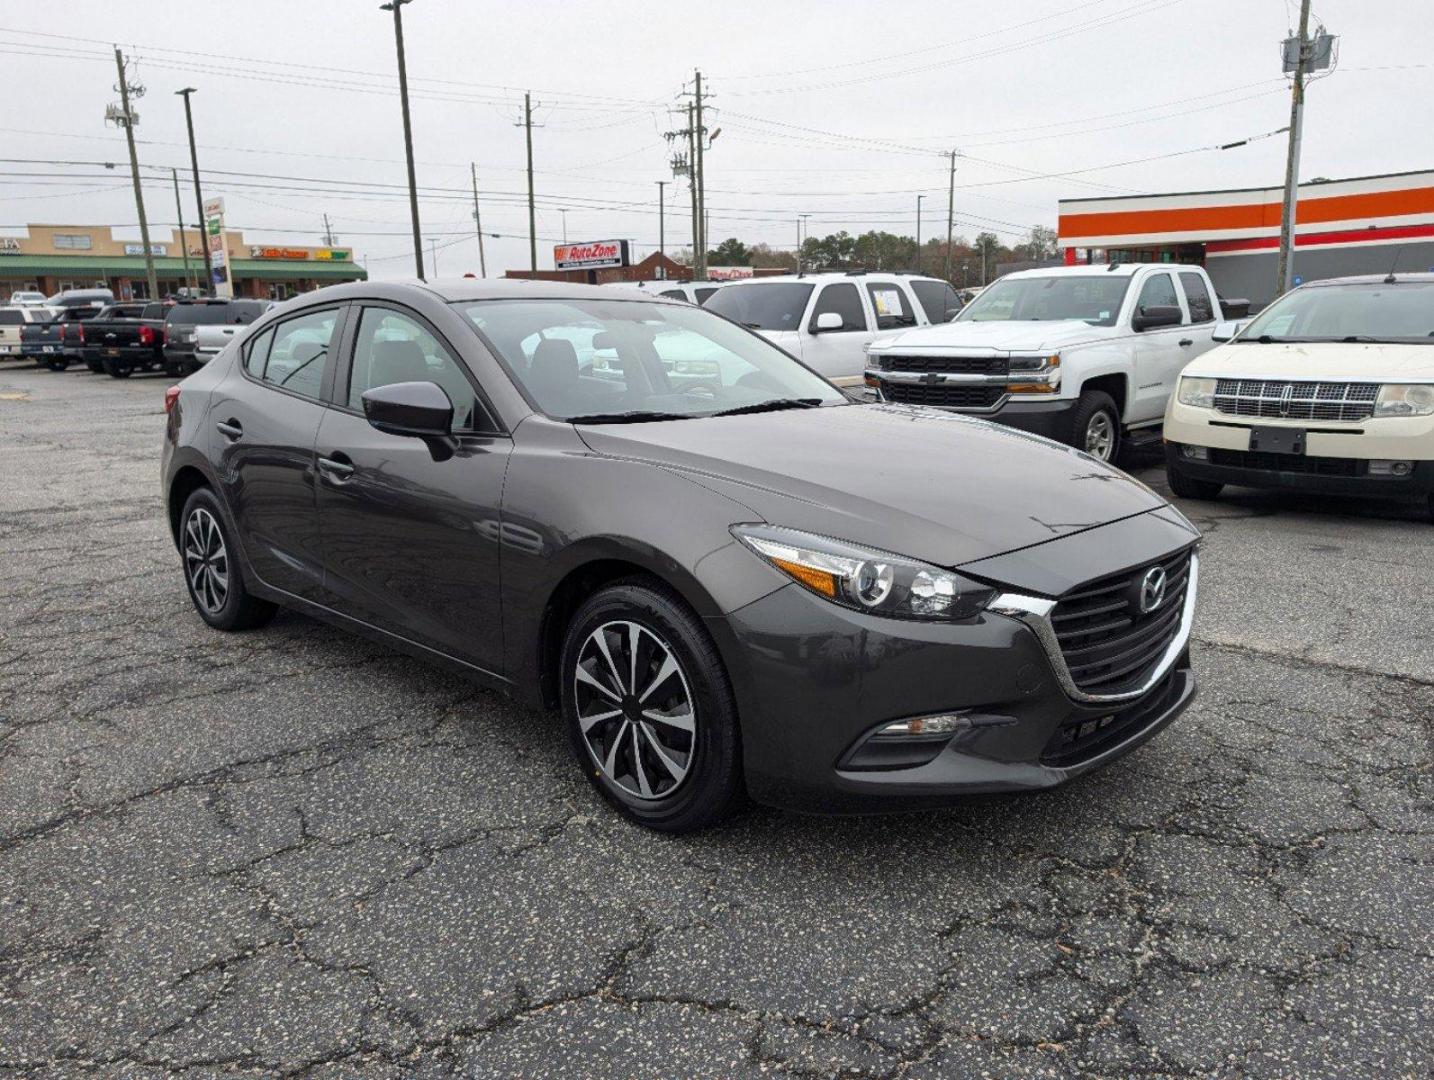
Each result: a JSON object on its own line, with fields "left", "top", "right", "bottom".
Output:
{"left": 381, "top": 0, "right": 424, "bottom": 280}
{"left": 428, "top": 236, "right": 438, "bottom": 277}
{"left": 175, "top": 88, "right": 213, "bottom": 294}
{"left": 322, "top": 213, "right": 335, "bottom": 246}
{"left": 656, "top": 180, "right": 667, "bottom": 263}
{"left": 915, "top": 194, "right": 924, "bottom": 272}
{"left": 171, "top": 168, "right": 192, "bottom": 290}
{"left": 693, "top": 70, "right": 707, "bottom": 280}
{"left": 470, "top": 162, "right": 487, "bottom": 277}
{"left": 686, "top": 104, "right": 699, "bottom": 277}
{"left": 110, "top": 49, "right": 157, "bottom": 300}
{"left": 519, "top": 91, "right": 538, "bottom": 273}
{"left": 943, "top": 150, "right": 956, "bottom": 282}
{"left": 799, "top": 213, "right": 811, "bottom": 271}
{"left": 1275, "top": 0, "right": 1312, "bottom": 295}
{"left": 795, "top": 217, "right": 802, "bottom": 273}
{"left": 559, "top": 209, "right": 568, "bottom": 244}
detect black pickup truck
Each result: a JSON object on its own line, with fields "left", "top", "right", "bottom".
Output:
{"left": 21, "top": 309, "right": 92, "bottom": 371}
{"left": 80, "top": 301, "right": 173, "bottom": 377}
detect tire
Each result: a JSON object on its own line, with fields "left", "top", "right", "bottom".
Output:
{"left": 85, "top": 359, "right": 105, "bottom": 374}
{"left": 164, "top": 361, "right": 182, "bottom": 378}
{"left": 1167, "top": 465, "right": 1224, "bottom": 501}
{"left": 43, "top": 358, "right": 69, "bottom": 372}
{"left": 560, "top": 580, "right": 744, "bottom": 832}
{"left": 178, "top": 487, "right": 277, "bottom": 632}
{"left": 103, "top": 359, "right": 132, "bottom": 379}
{"left": 1070, "top": 390, "right": 1121, "bottom": 462}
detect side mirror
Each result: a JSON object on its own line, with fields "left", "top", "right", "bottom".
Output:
{"left": 812, "top": 311, "right": 844, "bottom": 334}
{"left": 1211, "top": 320, "right": 1248, "bottom": 343}
{"left": 361, "top": 381, "right": 453, "bottom": 438}
{"left": 1132, "top": 305, "right": 1183, "bottom": 331}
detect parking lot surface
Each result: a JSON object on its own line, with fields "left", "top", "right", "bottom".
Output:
{"left": 1, "top": 363, "right": 1430, "bottom": 1079}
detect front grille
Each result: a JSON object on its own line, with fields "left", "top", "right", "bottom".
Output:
{"left": 1213, "top": 378, "right": 1377, "bottom": 422}
{"left": 1208, "top": 448, "right": 1368, "bottom": 477}
{"left": 877, "top": 354, "right": 1008, "bottom": 376}
{"left": 882, "top": 384, "right": 1004, "bottom": 409}
{"left": 1042, "top": 664, "right": 1186, "bottom": 767}
{"left": 1050, "top": 548, "right": 1193, "bottom": 695}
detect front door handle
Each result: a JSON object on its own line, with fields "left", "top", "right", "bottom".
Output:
{"left": 317, "top": 453, "right": 355, "bottom": 481}
{"left": 216, "top": 419, "right": 243, "bottom": 440}
{"left": 1178, "top": 338, "right": 1194, "bottom": 347}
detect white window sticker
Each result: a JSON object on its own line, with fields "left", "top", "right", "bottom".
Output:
{"left": 1098, "top": 310, "right": 1111, "bottom": 320}
{"left": 871, "top": 288, "right": 902, "bottom": 317}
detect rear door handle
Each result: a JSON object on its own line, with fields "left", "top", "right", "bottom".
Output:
{"left": 216, "top": 419, "right": 243, "bottom": 439}
{"left": 1178, "top": 338, "right": 1194, "bottom": 347}
{"left": 317, "top": 453, "right": 355, "bottom": 481}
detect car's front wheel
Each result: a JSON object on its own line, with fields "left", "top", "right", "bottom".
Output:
{"left": 178, "top": 488, "right": 277, "bottom": 631}
{"left": 1167, "top": 465, "right": 1223, "bottom": 501}
{"left": 1071, "top": 390, "right": 1121, "bottom": 462}
{"left": 560, "top": 580, "right": 744, "bottom": 832}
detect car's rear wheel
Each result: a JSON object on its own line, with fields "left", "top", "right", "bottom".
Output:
{"left": 103, "top": 359, "right": 131, "bottom": 379}
{"left": 44, "top": 358, "right": 69, "bottom": 372}
{"left": 560, "top": 580, "right": 743, "bottom": 832}
{"left": 1167, "top": 465, "right": 1223, "bottom": 501}
{"left": 179, "top": 488, "right": 277, "bottom": 631}
{"left": 1071, "top": 390, "right": 1121, "bottom": 462}
{"left": 85, "top": 359, "right": 105, "bottom": 374}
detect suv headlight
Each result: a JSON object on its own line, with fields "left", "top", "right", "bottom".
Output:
{"left": 733, "top": 525, "right": 996, "bottom": 621}
{"left": 1178, "top": 376, "right": 1218, "bottom": 408}
{"left": 1006, "top": 353, "right": 1060, "bottom": 394}
{"left": 1374, "top": 383, "right": 1434, "bottom": 418}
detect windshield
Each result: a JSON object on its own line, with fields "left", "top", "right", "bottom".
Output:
{"left": 703, "top": 282, "right": 814, "bottom": 332}
{"left": 956, "top": 274, "right": 1131, "bottom": 327}
{"left": 1238, "top": 281, "right": 1434, "bottom": 343}
{"left": 459, "top": 297, "right": 846, "bottom": 421}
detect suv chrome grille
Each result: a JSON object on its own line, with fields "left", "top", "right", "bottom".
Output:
{"left": 1050, "top": 548, "right": 1193, "bottom": 695}
{"left": 876, "top": 354, "right": 1008, "bottom": 376}
{"left": 1212, "top": 379, "right": 1378, "bottom": 422}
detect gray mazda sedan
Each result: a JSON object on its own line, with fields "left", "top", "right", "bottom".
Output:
{"left": 162, "top": 279, "right": 1200, "bottom": 831}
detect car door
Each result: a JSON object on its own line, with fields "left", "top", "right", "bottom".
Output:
{"left": 314, "top": 303, "right": 511, "bottom": 676}
{"left": 866, "top": 280, "right": 922, "bottom": 333}
{"left": 1129, "top": 270, "right": 1190, "bottom": 423}
{"left": 210, "top": 304, "right": 347, "bottom": 601}
{"left": 801, "top": 282, "right": 875, "bottom": 382}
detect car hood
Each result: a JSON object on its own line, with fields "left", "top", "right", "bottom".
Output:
{"left": 576, "top": 403, "right": 1167, "bottom": 568}
{"left": 1185, "top": 340, "right": 1434, "bottom": 380}
{"left": 869, "top": 318, "right": 1109, "bottom": 354}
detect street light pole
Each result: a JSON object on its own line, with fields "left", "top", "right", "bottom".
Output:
{"left": 1275, "top": 0, "right": 1312, "bottom": 295}
{"left": 175, "top": 88, "right": 213, "bottom": 294}
{"left": 381, "top": 0, "right": 424, "bottom": 280}
{"left": 657, "top": 180, "right": 667, "bottom": 263}
{"left": 915, "top": 194, "right": 924, "bottom": 272}
{"left": 112, "top": 49, "right": 157, "bottom": 300}
{"left": 559, "top": 209, "right": 568, "bottom": 244}
{"left": 171, "top": 168, "right": 192, "bottom": 290}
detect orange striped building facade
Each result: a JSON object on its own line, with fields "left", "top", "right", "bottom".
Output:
{"left": 1057, "top": 169, "right": 1434, "bottom": 307}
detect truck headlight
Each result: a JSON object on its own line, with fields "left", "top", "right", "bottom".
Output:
{"left": 1374, "top": 384, "right": 1434, "bottom": 418}
{"left": 732, "top": 524, "right": 996, "bottom": 621}
{"left": 1177, "top": 376, "right": 1218, "bottom": 408}
{"left": 1006, "top": 353, "right": 1060, "bottom": 394}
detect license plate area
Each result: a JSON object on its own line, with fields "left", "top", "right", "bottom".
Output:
{"left": 106, "top": 348, "right": 121, "bottom": 357}
{"left": 1249, "top": 426, "right": 1305, "bottom": 455}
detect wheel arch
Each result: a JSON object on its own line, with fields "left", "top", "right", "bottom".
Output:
{"left": 166, "top": 463, "right": 213, "bottom": 550}
{"left": 1078, "top": 371, "right": 1129, "bottom": 422}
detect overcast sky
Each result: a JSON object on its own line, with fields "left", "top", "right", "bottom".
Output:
{"left": 2, "top": 0, "right": 1430, "bottom": 278}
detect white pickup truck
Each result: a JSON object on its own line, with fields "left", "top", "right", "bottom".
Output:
{"left": 865, "top": 262, "right": 1224, "bottom": 462}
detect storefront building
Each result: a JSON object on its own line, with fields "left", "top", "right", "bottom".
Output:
{"left": 0, "top": 224, "right": 366, "bottom": 302}
{"left": 1058, "top": 169, "right": 1434, "bottom": 309}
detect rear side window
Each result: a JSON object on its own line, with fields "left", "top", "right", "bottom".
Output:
{"left": 659, "top": 289, "right": 686, "bottom": 301}
{"left": 0, "top": 310, "right": 22, "bottom": 325}
{"left": 810, "top": 283, "right": 867, "bottom": 332}
{"left": 143, "top": 303, "right": 167, "bottom": 320}
{"left": 1179, "top": 272, "right": 1215, "bottom": 323}
{"left": 694, "top": 287, "right": 718, "bottom": 305}
{"left": 911, "top": 280, "right": 962, "bottom": 323}
{"left": 247, "top": 308, "right": 339, "bottom": 401}
{"left": 866, "top": 283, "right": 917, "bottom": 329}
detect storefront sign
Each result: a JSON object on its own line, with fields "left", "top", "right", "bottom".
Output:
{"left": 0, "top": 238, "right": 19, "bottom": 254}
{"left": 249, "top": 246, "right": 310, "bottom": 260}
{"left": 123, "top": 243, "right": 167, "bottom": 256}
{"left": 315, "top": 248, "right": 350, "bottom": 261}
{"left": 205, "top": 198, "right": 233, "bottom": 298}
{"left": 706, "top": 266, "right": 754, "bottom": 281}
{"left": 554, "top": 239, "right": 629, "bottom": 271}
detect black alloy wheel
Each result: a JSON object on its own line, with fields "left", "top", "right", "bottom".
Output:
{"left": 178, "top": 488, "right": 277, "bottom": 631}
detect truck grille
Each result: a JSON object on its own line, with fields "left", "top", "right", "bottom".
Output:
{"left": 1208, "top": 449, "right": 1369, "bottom": 477}
{"left": 881, "top": 384, "right": 1004, "bottom": 409}
{"left": 1213, "top": 379, "right": 1378, "bottom": 422}
{"left": 1050, "top": 547, "right": 1193, "bottom": 695}
{"left": 876, "top": 354, "right": 1008, "bottom": 376}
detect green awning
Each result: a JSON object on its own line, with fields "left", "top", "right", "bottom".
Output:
{"left": 230, "top": 259, "right": 366, "bottom": 281}
{"left": 0, "top": 254, "right": 366, "bottom": 281}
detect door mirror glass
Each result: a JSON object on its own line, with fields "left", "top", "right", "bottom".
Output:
{"left": 361, "top": 380, "right": 454, "bottom": 438}
{"left": 813, "top": 311, "right": 844, "bottom": 333}
{"left": 1132, "top": 305, "right": 1183, "bottom": 331}
{"left": 1211, "top": 319, "right": 1248, "bottom": 342}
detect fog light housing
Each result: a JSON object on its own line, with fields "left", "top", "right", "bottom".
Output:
{"left": 841, "top": 713, "right": 972, "bottom": 771}
{"left": 874, "top": 713, "right": 970, "bottom": 738}
{"left": 1180, "top": 444, "right": 1210, "bottom": 461}
{"left": 1368, "top": 459, "right": 1414, "bottom": 476}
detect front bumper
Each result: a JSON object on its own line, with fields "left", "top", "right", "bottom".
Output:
{"left": 713, "top": 546, "right": 1198, "bottom": 813}
{"left": 866, "top": 370, "right": 1078, "bottom": 440}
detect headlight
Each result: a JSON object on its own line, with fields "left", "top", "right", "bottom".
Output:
{"left": 1178, "top": 376, "right": 1218, "bottom": 408}
{"left": 732, "top": 525, "right": 996, "bottom": 621}
{"left": 1374, "top": 383, "right": 1434, "bottom": 418}
{"left": 1006, "top": 353, "right": 1060, "bottom": 394}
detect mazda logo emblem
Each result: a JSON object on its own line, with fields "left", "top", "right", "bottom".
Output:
{"left": 1139, "top": 566, "right": 1167, "bottom": 614}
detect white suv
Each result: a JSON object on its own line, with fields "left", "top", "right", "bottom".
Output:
{"left": 606, "top": 279, "right": 724, "bottom": 305}
{"left": 1164, "top": 273, "right": 1434, "bottom": 520}
{"left": 703, "top": 272, "right": 962, "bottom": 385}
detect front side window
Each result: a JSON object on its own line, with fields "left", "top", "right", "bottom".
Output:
{"left": 251, "top": 308, "right": 339, "bottom": 400}
{"left": 348, "top": 308, "right": 489, "bottom": 431}
{"left": 460, "top": 298, "right": 846, "bottom": 421}
{"left": 911, "top": 280, "right": 962, "bottom": 323}
{"left": 959, "top": 274, "right": 1131, "bottom": 327}
{"left": 1179, "top": 273, "right": 1215, "bottom": 323}
{"left": 866, "top": 282, "right": 917, "bottom": 330}
{"left": 1134, "top": 273, "right": 1181, "bottom": 321}
{"left": 810, "top": 283, "right": 867, "bottom": 332}
{"left": 1239, "top": 281, "right": 1434, "bottom": 343}
{"left": 703, "top": 282, "right": 813, "bottom": 332}
{"left": 659, "top": 289, "right": 687, "bottom": 301}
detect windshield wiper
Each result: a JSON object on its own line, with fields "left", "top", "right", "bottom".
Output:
{"left": 709, "top": 398, "right": 823, "bottom": 417}
{"left": 565, "top": 410, "right": 694, "bottom": 425}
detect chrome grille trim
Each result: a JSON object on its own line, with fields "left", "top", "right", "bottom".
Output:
{"left": 990, "top": 552, "right": 1199, "bottom": 705}
{"left": 1212, "top": 378, "right": 1378, "bottom": 422}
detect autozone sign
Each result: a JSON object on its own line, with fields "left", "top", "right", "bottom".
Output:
{"left": 554, "top": 239, "right": 629, "bottom": 270}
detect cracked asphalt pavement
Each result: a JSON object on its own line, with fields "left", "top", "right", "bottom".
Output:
{"left": 1, "top": 363, "right": 1430, "bottom": 1078}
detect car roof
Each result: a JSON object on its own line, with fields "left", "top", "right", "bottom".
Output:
{"left": 1299, "top": 272, "right": 1434, "bottom": 288}
{"left": 282, "top": 277, "right": 691, "bottom": 305}
{"left": 718, "top": 272, "right": 946, "bottom": 286}
{"left": 1002, "top": 263, "right": 1154, "bottom": 280}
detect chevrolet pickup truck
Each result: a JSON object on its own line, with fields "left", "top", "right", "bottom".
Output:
{"left": 80, "top": 301, "right": 172, "bottom": 377}
{"left": 0, "top": 306, "right": 51, "bottom": 359}
{"left": 865, "top": 263, "right": 1224, "bottom": 462}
